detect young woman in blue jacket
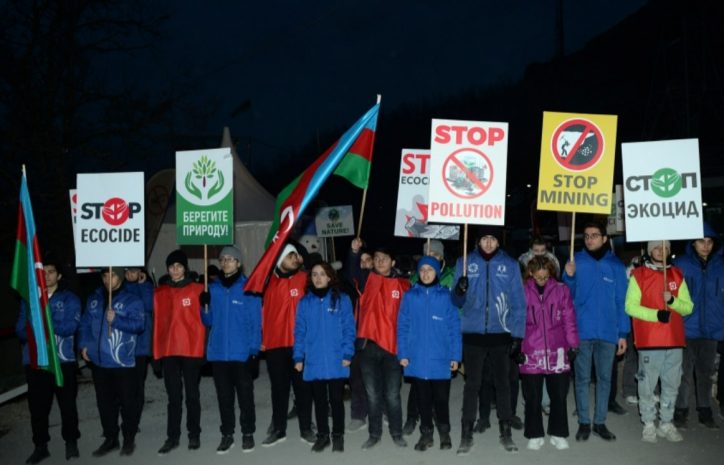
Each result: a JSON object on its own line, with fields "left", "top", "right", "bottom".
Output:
{"left": 397, "top": 256, "right": 462, "bottom": 452}
{"left": 293, "top": 261, "right": 356, "bottom": 453}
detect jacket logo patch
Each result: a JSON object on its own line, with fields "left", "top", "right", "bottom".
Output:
{"left": 90, "top": 300, "right": 98, "bottom": 309}
{"left": 603, "top": 277, "right": 614, "bottom": 283}
{"left": 290, "top": 288, "right": 299, "bottom": 297}
{"left": 668, "top": 282, "right": 678, "bottom": 291}
{"left": 432, "top": 315, "right": 443, "bottom": 321}
{"left": 182, "top": 297, "right": 191, "bottom": 307}
{"left": 232, "top": 299, "right": 243, "bottom": 305}
{"left": 497, "top": 264, "right": 507, "bottom": 273}
{"left": 468, "top": 263, "right": 479, "bottom": 274}
{"left": 392, "top": 290, "right": 401, "bottom": 299}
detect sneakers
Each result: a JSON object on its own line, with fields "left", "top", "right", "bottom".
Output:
{"left": 474, "top": 418, "right": 491, "bottom": 433}
{"left": 361, "top": 436, "right": 380, "bottom": 450}
{"left": 65, "top": 441, "right": 80, "bottom": 460}
{"left": 527, "top": 437, "right": 545, "bottom": 450}
{"left": 348, "top": 418, "right": 367, "bottom": 432}
{"left": 158, "top": 439, "right": 179, "bottom": 455}
{"left": 311, "top": 435, "right": 331, "bottom": 452}
{"left": 300, "top": 429, "right": 317, "bottom": 445}
{"left": 25, "top": 446, "right": 50, "bottom": 464}
{"left": 216, "top": 435, "right": 234, "bottom": 454}
{"left": 188, "top": 436, "right": 200, "bottom": 450}
{"left": 642, "top": 423, "right": 657, "bottom": 443}
{"left": 92, "top": 438, "right": 119, "bottom": 457}
{"left": 575, "top": 424, "right": 591, "bottom": 442}
{"left": 392, "top": 435, "right": 407, "bottom": 447}
{"left": 332, "top": 436, "right": 344, "bottom": 452}
{"left": 120, "top": 439, "right": 136, "bottom": 456}
{"left": 456, "top": 435, "right": 473, "bottom": 456}
{"left": 413, "top": 433, "right": 434, "bottom": 451}
{"left": 592, "top": 424, "right": 616, "bottom": 441}
{"left": 657, "top": 422, "right": 683, "bottom": 442}
{"left": 510, "top": 415, "right": 523, "bottom": 430}
{"left": 402, "top": 417, "right": 417, "bottom": 435}
{"left": 550, "top": 436, "right": 569, "bottom": 450}
{"left": 440, "top": 432, "right": 452, "bottom": 450}
{"left": 242, "top": 434, "right": 255, "bottom": 453}
{"left": 625, "top": 395, "right": 639, "bottom": 405}
{"left": 261, "top": 430, "right": 286, "bottom": 447}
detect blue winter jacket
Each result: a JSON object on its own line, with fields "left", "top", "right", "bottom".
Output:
{"left": 16, "top": 288, "right": 81, "bottom": 365}
{"left": 78, "top": 285, "right": 145, "bottom": 368}
{"left": 453, "top": 249, "right": 526, "bottom": 338}
{"left": 562, "top": 249, "right": 630, "bottom": 344}
{"left": 397, "top": 283, "right": 462, "bottom": 380}
{"left": 201, "top": 273, "right": 261, "bottom": 362}
{"left": 124, "top": 280, "right": 153, "bottom": 357}
{"left": 293, "top": 290, "right": 356, "bottom": 381}
{"left": 673, "top": 230, "right": 724, "bottom": 340}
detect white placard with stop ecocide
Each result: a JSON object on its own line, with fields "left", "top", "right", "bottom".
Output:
{"left": 428, "top": 119, "right": 509, "bottom": 225}
{"left": 75, "top": 172, "right": 145, "bottom": 267}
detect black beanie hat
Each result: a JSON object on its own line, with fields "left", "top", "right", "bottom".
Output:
{"left": 166, "top": 249, "right": 188, "bottom": 270}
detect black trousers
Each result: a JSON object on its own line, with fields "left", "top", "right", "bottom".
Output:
{"left": 135, "top": 355, "right": 148, "bottom": 427}
{"left": 462, "top": 343, "right": 512, "bottom": 424}
{"left": 521, "top": 372, "right": 570, "bottom": 438}
{"left": 212, "top": 360, "right": 256, "bottom": 436}
{"left": 349, "top": 354, "right": 368, "bottom": 420}
{"left": 478, "top": 358, "right": 520, "bottom": 420}
{"left": 266, "top": 347, "right": 313, "bottom": 434}
{"left": 162, "top": 356, "right": 203, "bottom": 440}
{"left": 358, "top": 340, "right": 404, "bottom": 439}
{"left": 311, "top": 379, "right": 346, "bottom": 436}
{"left": 90, "top": 364, "right": 139, "bottom": 440}
{"left": 26, "top": 363, "right": 80, "bottom": 446}
{"left": 414, "top": 378, "right": 451, "bottom": 433}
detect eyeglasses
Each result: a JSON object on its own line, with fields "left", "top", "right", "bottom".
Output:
{"left": 584, "top": 233, "right": 602, "bottom": 240}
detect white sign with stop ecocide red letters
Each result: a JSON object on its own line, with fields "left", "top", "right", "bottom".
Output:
{"left": 75, "top": 172, "right": 145, "bottom": 267}
{"left": 428, "top": 119, "right": 509, "bottom": 225}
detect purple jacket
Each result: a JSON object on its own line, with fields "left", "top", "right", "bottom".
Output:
{"left": 519, "top": 278, "right": 579, "bottom": 375}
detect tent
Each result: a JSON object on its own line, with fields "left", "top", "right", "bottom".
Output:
{"left": 147, "top": 127, "right": 275, "bottom": 280}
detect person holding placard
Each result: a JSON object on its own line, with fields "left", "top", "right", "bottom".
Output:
{"left": 672, "top": 223, "right": 724, "bottom": 429}
{"left": 79, "top": 267, "right": 145, "bottom": 457}
{"left": 625, "top": 240, "right": 693, "bottom": 443}
{"left": 452, "top": 226, "right": 526, "bottom": 455}
{"left": 563, "top": 222, "right": 629, "bottom": 443}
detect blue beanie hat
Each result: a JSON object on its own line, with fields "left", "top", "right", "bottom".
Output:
{"left": 417, "top": 255, "right": 441, "bottom": 277}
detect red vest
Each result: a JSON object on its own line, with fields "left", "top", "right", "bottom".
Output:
{"left": 357, "top": 273, "right": 410, "bottom": 355}
{"left": 631, "top": 266, "right": 686, "bottom": 348}
{"left": 262, "top": 271, "right": 307, "bottom": 350}
{"left": 153, "top": 282, "right": 206, "bottom": 358}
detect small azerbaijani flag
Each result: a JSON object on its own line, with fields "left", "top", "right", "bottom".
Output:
{"left": 10, "top": 168, "right": 63, "bottom": 386}
{"left": 248, "top": 100, "right": 380, "bottom": 293}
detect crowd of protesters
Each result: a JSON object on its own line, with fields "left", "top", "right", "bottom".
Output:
{"left": 14, "top": 221, "right": 724, "bottom": 463}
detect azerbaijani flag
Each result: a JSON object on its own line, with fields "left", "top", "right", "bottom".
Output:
{"left": 10, "top": 170, "right": 63, "bottom": 386}
{"left": 247, "top": 102, "right": 380, "bottom": 293}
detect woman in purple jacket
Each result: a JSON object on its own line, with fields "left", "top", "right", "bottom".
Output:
{"left": 519, "top": 256, "right": 579, "bottom": 451}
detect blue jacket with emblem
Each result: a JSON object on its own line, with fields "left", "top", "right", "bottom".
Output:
{"left": 293, "top": 290, "right": 356, "bottom": 381}
{"left": 397, "top": 282, "right": 462, "bottom": 380}
{"left": 16, "top": 287, "right": 81, "bottom": 365}
{"left": 201, "top": 273, "right": 261, "bottom": 362}
{"left": 562, "top": 249, "right": 630, "bottom": 344}
{"left": 453, "top": 249, "right": 526, "bottom": 338}
{"left": 124, "top": 280, "right": 154, "bottom": 357}
{"left": 673, "top": 224, "right": 724, "bottom": 340}
{"left": 78, "top": 285, "right": 145, "bottom": 368}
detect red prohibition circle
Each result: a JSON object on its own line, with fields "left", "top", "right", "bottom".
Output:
{"left": 102, "top": 197, "right": 130, "bottom": 226}
{"left": 441, "top": 148, "right": 494, "bottom": 199}
{"left": 550, "top": 118, "right": 604, "bottom": 171}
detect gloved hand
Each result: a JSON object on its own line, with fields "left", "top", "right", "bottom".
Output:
{"left": 567, "top": 348, "right": 578, "bottom": 364}
{"left": 199, "top": 291, "right": 211, "bottom": 306}
{"left": 657, "top": 310, "right": 670, "bottom": 323}
{"left": 510, "top": 339, "right": 526, "bottom": 365}
{"left": 455, "top": 277, "right": 469, "bottom": 296}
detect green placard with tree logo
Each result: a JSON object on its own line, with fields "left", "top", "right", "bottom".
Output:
{"left": 176, "top": 148, "right": 234, "bottom": 244}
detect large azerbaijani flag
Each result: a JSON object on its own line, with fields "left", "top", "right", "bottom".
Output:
{"left": 247, "top": 102, "right": 380, "bottom": 293}
{"left": 10, "top": 170, "right": 63, "bottom": 386}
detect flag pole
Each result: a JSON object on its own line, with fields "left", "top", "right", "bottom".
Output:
{"left": 107, "top": 266, "right": 112, "bottom": 336}
{"left": 569, "top": 212, "right": 576, "bottom": 262}
{"left": 662, "top": 239, "right": 668, "bottom": 302}
{"left": 355, "top": 94, "right": 381, "bottom": 238}
{"left": 463, "top": 223, "right": 468, "bottom": 277}
{"left": 203, "top": 245, "right": 209, "bottom": 313}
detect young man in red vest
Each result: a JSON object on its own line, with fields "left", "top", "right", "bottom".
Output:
{"left": 625, "top": 240, "right": 693, "bottom": 443}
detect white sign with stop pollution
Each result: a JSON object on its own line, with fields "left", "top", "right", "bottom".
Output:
{"left": 428, "top": 119, "right": 509, "bottom": 225}
{"left": 75, "top": 172, "right": 145, "bottom": 267}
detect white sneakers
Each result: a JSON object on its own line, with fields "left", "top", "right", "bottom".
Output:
{"left": 625, "top": 395, "right": 639, "bottom": 405}
{"left": 549, "top": 436, "right": 569, "bottom": 450}
{"left": 657, "top": 422, "right": 683, "bottom": 442}
{"left": 526, "top": 438, "right": 545, "bottom": 450}
{"left": 642, "top": 422, "right": 657, "bottom": 443}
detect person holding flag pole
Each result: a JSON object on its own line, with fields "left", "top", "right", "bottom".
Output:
{"left": 11, "top": 167, "right": 79, "bottom": 464}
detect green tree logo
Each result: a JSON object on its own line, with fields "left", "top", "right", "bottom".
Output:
{"left": 185, "top": 155, "right": 225, "bottom": 200}
{"left": 328, "top": 209, "right": 340, "bottom": 221}
{"left": 650, "top": 167, "right": 682, "bottom": 198}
